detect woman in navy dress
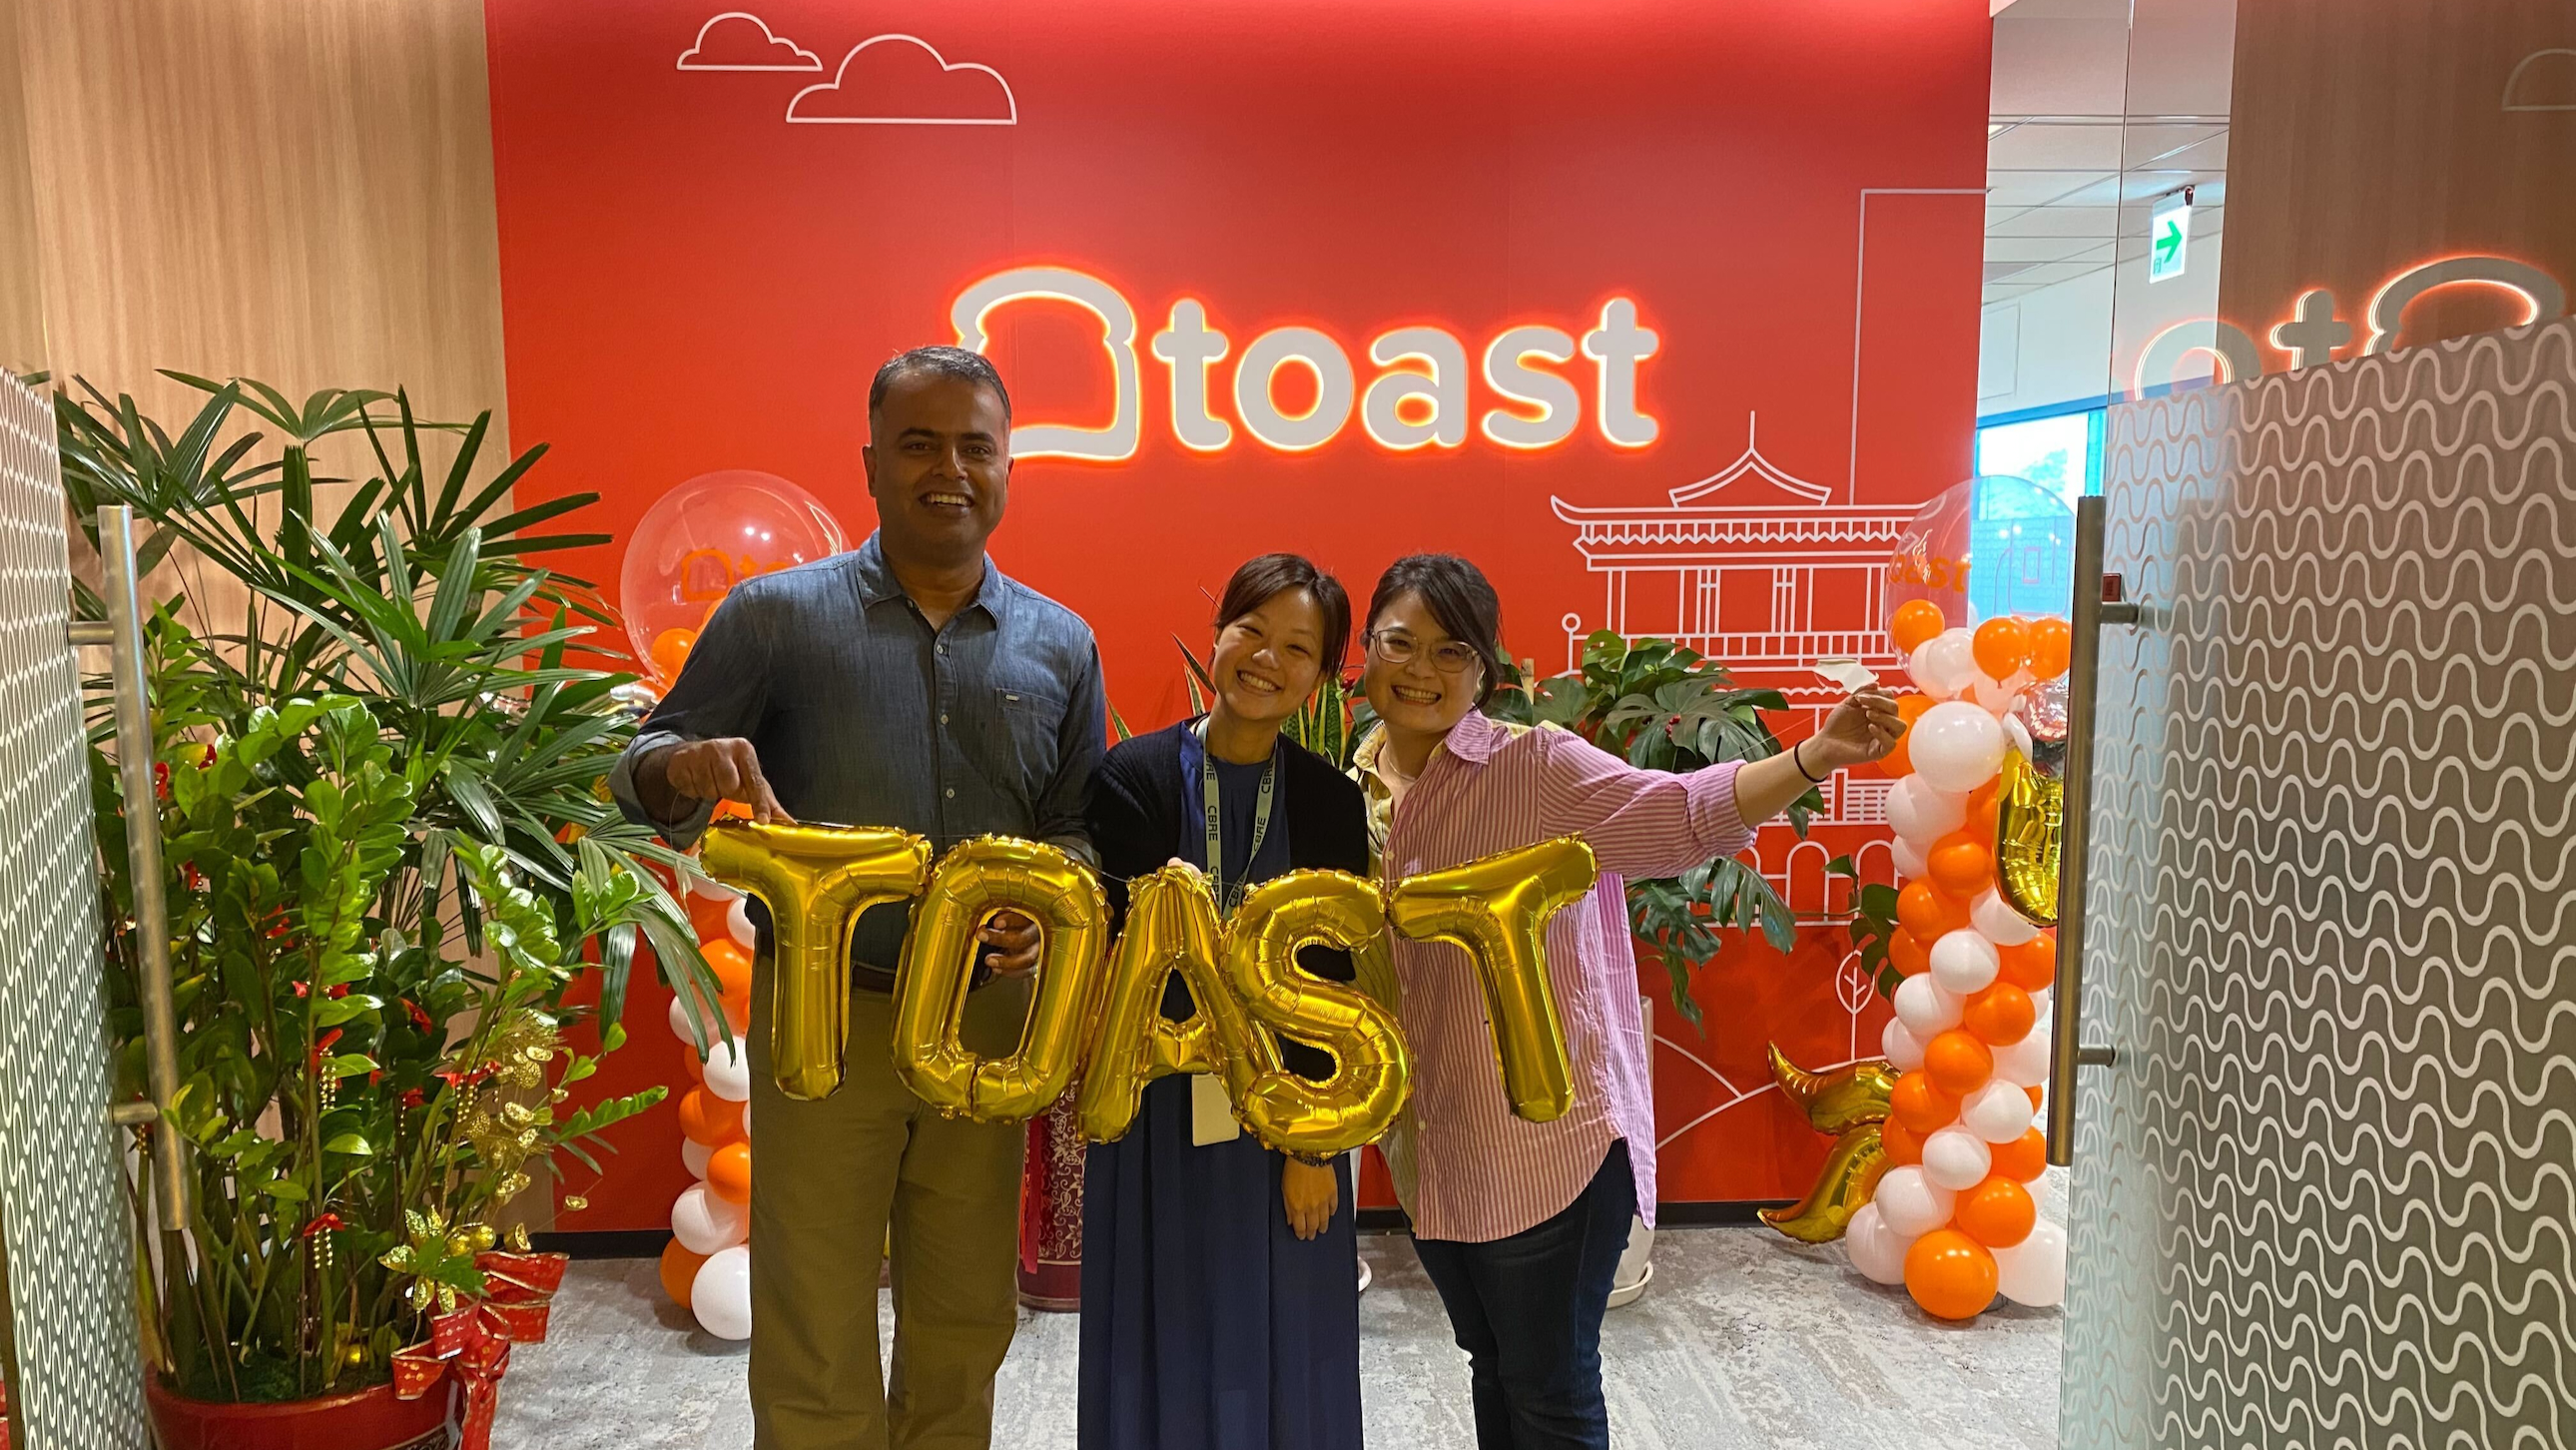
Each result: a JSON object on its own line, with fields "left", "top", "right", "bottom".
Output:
{"left": 1079, "top": 553, "right": 1370, "bottom": 1450}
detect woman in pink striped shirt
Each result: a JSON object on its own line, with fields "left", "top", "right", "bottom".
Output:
{"left": 1352, "top": 554, "right": 1901, "bottom": 1450}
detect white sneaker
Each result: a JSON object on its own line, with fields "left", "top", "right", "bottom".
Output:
{"left": 1356, "top": 1255, "right": 1373, "bottom": 1295}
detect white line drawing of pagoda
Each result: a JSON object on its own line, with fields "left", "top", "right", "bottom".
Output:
{"left": 1548, "top": 415, "right": 1918, "bottom": 1134}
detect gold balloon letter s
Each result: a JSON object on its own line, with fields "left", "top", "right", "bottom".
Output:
{"left": 1220, "top": 871, "right": 1414, "bottom": 1158}
{"left": 701, "top": 822, "right": 932, "bottom": 1100}
{"left": 893, "top": 836, "right": 1112, "bottom": 1123}
{"left": 1387, "top": 836, "right": 1600, "bottom": 1123}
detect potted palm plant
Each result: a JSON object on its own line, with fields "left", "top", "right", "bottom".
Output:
{"left": 64, "top": 375, "right": 730, "bottom": 1447}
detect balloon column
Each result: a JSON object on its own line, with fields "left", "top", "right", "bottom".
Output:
{"left": 1840, "top": 476, "right": 2074, "bottom": 1320}
{"left": 656, "top": 875, "right": 760, "bottom": 1341}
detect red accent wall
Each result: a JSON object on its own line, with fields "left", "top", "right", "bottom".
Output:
{"left": 483, "top": 0, "right": 1990, "bottom": 1228}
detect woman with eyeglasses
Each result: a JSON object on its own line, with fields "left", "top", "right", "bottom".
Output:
{"left": 1352, "top": 553, "right": 1903, "bottom": 1450}
{"left": 1077, "top": 553, "right": 1370, "bottom": 1450}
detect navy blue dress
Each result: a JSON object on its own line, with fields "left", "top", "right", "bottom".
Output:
{"left": 1078, "top": 726, "right": 1364, "bottom": 1450}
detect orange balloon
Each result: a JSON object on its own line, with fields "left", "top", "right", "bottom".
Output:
{"left": 710, "top": 798, "right": 753, "bottom": 822}
{"left": 1967, "top": 779, "right": 2002, "bottom": 843}
{"left": 1895, "top": 881, "right": 1970, "bottom": 942}
{"left": 1990, "top": 1128, "right": 2048, "bottom": 1182}
{"left": 650, "top": 626, "right": 700, "bottom": 682}
{"left": 1998, "top": 935, "right": 2056, "bottom": 992}
{"left": 1924, "top": 1030, "right": 1995, "bottom": 1096}
{"left": 1952, "top": 1175, "right": 2037, "bottom": 1248}
{"left": 703, "top": 938, "right": 755, "bottom": 1006}
{"left": 2027, "top": 1084, "right": 2046, "bottom": 1111}
{"left": 1889, "top": 1072, "right": 1961, "bottom": 1135}
{"left": 1971, "top": 617, "right": 2029, "bottom": 680}
{"left": 1891, "top": 599, "right": 1948, "bottom": 655}
{"left": 1888, "top": 929, "right": 1930, "bottom": 979}
{"left": 1926, "top": 831, "right": 1993, "bottom": 897}
{"left": 1904, "top": 1228, "right": 2000, "bottom": 1320}
{"left": 1962, "top": 983, "right": 2036, "bottom": 1045}
{"left": 1879, "top": 1114, "right": 1924, "bottom": 1166}
{"left": 678, "top": 1087, "right": 745, "bottom": 1147}
{"left": 708, "top": 1141, "right": 753, "bottom": 1204}
{"left": 679, "top": 1044, "right": 705, "bottom": 1083}
{"left": 2026, "top": 617, "right": 2073, "bottom": 680}
{"left": 1878, "top": 693, "right": 1935, "bottom": 779}
{"left": 659, "top": 1238, "right": 708, "bottom": 1307}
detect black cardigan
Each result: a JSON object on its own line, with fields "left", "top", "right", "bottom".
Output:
{"left": 1082, "top": 720, "right": 1372, "bottom": 1080}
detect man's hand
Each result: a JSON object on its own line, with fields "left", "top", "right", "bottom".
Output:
{"left": 657, "top": 738, "right": 793, "bottom": 823}
{"left": 978, "top": 910, "right": 1042, "bottom": 977}
{"left": 1803, "top": 685, "right": 1907, "bottom": 771}
{"left": 1282, "top": 1158, "right": 1339, "bottom": 1240}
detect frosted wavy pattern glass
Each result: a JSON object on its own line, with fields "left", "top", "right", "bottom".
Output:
{"left": 0, "top": 371, "right": 149, "bottom": 1447}
{"left": 2064, "top": 318, "right": 2576, "bottom": 1450}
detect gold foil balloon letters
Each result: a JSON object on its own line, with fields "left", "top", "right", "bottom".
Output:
{"left": 1073, "top": 862, "right": 1246, "bottom": 1142}
{"left": 1219, "top": 871, "right": 1414, "bottom": 1157}
{"left": 893, "top": 836, "right": 1112, "bottom": 1122}
{"left": 1387, "top": 836, "right": 1600, "bottom": 1123}
{"left": 701, "top": 822, "right": 931, "bottom": 1100}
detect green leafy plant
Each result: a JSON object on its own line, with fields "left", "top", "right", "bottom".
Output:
{"left": 63, "top": 374, "right": 725, "bottom": 1402}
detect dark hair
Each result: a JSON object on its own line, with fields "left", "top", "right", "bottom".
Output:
{"left": 867, "top": 345, "right": 1012, "bottom": 425}
{"left": 1214, "top": 553, "right": 1352, "bottom": 683}
{"left": 1364, "top": 554, "right": 1504, "bottom": 706}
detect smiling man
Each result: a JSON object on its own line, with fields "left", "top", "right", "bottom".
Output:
{"left": 611, "top": 346, "right": 1105, "bottom": 1450}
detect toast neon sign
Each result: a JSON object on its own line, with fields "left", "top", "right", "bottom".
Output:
{"left": 952, "top": 267, "right": 1659, "bottom": 460}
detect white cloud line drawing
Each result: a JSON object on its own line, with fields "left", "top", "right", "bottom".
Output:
{"left": 2501, "top": 48, "right": 2576, "bottom": 112}
{"left": 677, "top": 12, "right": 822, "bottom": 72}
{"left": 786, "top": 33, "right": 1018, "bottom": 127}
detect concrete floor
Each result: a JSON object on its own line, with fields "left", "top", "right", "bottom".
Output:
{"left": 492, "top": 1220, "right": 2065, "bottom": 1450}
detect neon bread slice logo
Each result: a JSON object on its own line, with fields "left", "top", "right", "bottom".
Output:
{"left": 677, "top": 12, "right": 822, "bottom": 72}
{"left": 788, "top": 34, "right": 1018, "bottom": 126}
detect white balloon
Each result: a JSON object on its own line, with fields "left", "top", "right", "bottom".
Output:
{"left": 2003, "top": 709, "right": 2035, "bottom": 760}
{"left": 1908, "top": 701, "right": 2008, "bottom": 793}
{"left": 2027, "top": 987, "right": 2052, "bottom": 1021}
{"left": 1923, "top": 629, "right": 1980, "bottom": 697}
{"left": 1993, "top": 1219, "right": 2067, "bottom": 1307}
{"left": 682, "top": 1138, "right": 714, "bottom": 1180}
{"left": 1881, "top": 1017, "right": 1926, "bottom": 1072}
{"left": 739, "top": 1095, "right": 752, "bottom": 1142}
{"left": 1971, "top": 889, "right": 2041, "bottom": 947}
{"left": 1889, "top": 835, "right": 1929, "bottom": 880}
{"left": 703, "top": 1039, "right": 752, "bottom": 1103}
{"left": 670, "top": 1183, "right": 747, "bottom": 1255}
{"left": 1928, "top": 930, "right": 2001, "bottom": 996}
{"left": 1992, "top": 1023, "right": 2054, "bottom": 1087}
{"left": 687, "top": 872, "right": 743, "bottom": 904}
{"left": 1906, "top": 641, "right": 1960, "bottom": 701}
{"left": 1962, "top": 1080, "right": 2037, "bottom": 1142}
{"left": 1885, "top": 776, "right": 1967, "bottom": 846}
{"left": 1844, "top": 1202, "right": 1908, "bottom": 1285}
{"left": 1872, "top": 1165, "right": 1956, "bottom": 1238}
{"left": 1921, "top": 1127, "right": 1994, "bottom": 1191}
{"left": 1970, "top": 674, "right": 2019, "bottom": 714}
{"left": 691, "top": 1244, "right": 754, "bottom": 1340}
{"left": 726, "top": 895, "right": 756, "bottom": 949}
{"left": 1892, "top": 975, "right": 1963, "bottom": 1039}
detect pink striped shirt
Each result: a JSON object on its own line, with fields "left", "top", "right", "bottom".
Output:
{"left": 1355, "top": 713, "right": 1752, "bottom": 1243}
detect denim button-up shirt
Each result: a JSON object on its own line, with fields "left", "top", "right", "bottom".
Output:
{"left": 609, "top": 532, "right": 1106, "bottom": 969}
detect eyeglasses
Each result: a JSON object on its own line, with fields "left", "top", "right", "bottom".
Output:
{"left": 1368, "top": 630, "right": 1482, "bottom": 675}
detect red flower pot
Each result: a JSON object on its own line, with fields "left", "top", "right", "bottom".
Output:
{"left": 146, "top": 1376, "right": 453, "bottom": 1450}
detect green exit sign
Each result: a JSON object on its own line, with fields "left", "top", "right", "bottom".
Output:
{"left": 2149, "top": 197, "right": 2192, "bottom": 284}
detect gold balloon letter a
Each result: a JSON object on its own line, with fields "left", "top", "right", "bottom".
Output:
{"left": 1386, "top": 835, "right": 1600, "bottom": 1122}
{"left": 701, "top": 822, "right": 932, "bottom": 1100}
{"left": 1075, "top": 863, "right": 1246, "bottom": 1142}
{"left": 893, "top": 836, "right": 1112, "bottom": 1123}
{"left": 1221, "top": 870, "right": 1414, "bottom": 1157}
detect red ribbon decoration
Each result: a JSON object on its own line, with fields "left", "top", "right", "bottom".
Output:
{"left": 390, "top": 1250, "right": 568, "bottom": 1450}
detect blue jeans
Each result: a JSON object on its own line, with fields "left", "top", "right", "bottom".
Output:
{"left": 1410, "top": 1140, "right": 1636, "bottom": 1450}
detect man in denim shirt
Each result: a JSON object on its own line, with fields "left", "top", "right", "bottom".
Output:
{"left": 612, "top": 347, "right": 1104, "bottom": 1450}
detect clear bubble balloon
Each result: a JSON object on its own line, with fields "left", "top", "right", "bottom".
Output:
{"left": 620, "top": 470, "right": 851, "bottom": 676}
{"left": 1886, "top": 474, "right": 2079, "bottom": 636}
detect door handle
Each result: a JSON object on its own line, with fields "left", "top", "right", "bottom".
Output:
{"left": 76, "top": 505, "right": 191, "bottom": 1229}
{"left": 2046, "top": 494, "right": 2137, "bottom": 1167}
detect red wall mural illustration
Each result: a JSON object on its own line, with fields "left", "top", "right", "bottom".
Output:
{"left": 481, "top": 0, "right": 1993, "bottom": 1226}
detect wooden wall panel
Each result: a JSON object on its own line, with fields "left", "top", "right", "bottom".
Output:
{"left": 13, "top": 0, "right": 509, "bottom": 439}
{"left": 2219, "top": 0, "right": 2576, "bottom": 364}
{"left": 0, "top": 0, "right": 49, "bottom": 376}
